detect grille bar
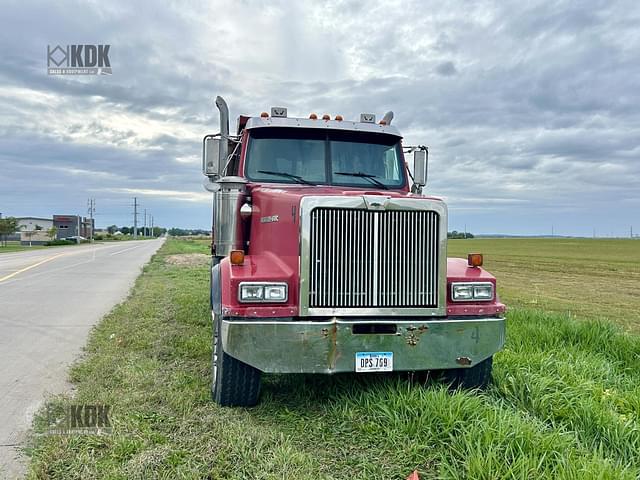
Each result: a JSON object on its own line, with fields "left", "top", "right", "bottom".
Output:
{"left": 309, "top": 208, "right": 439, "bottom": 308}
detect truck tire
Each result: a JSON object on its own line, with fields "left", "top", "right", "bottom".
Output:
{"left": 211, "top": 314, "right": 261, "bottom": 407}
{"left": 442, "top": 356, "right": 493, "bottom": 390}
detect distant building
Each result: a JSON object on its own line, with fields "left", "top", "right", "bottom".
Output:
{"left": 16, "top": 217, "right": 53, "bottom": 231}
{"left": 53, "top": 215, "right": 95, "bottom": 239}
{"left": 16, "top": 217, "right": 54, "bottom": 245}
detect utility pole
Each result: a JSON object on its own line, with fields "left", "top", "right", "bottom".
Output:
{"left": 76, "top": 215, "right": 81, "bottom": 244}
{"left": 143, "top": 209, "right": 147, "bottom": 237}
{"left": 133, "top": 197, "right": 139, "bottom": 238}
{"left": 551, "top": 225, "right": 554, "bottom": 237}
{"left": 631, "top": 226, "right": 634, "bottom": 239}
{"left": 87, "top": 198, "right": 95, "bottom": 242}
{"left": 151, "top": 215, "right": 154, "bottom": 237}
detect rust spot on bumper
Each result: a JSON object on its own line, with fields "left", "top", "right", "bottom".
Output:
{"left": 405, "top": 325, "right": 428, "bottom": 346}
{"left": 456, "top": 356, "right": 472, "bottom": 366}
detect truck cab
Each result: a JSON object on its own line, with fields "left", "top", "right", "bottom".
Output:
{"left": 203, "top": 98, "right": 505, "bottom": 406}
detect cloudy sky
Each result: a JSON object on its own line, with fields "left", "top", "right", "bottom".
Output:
{"left": 1, "top": 0, "right": 638, "bottom": 236}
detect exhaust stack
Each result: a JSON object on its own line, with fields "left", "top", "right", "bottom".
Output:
{"left": 215, "top": 96, "right": 229, "bottom": 174}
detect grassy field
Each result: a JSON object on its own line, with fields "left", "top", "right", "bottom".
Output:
{"left": 448, "top": 238, "right": 640, "bottom": 332}
{"left": 26, "top": 238, "right": 640, "bottom": 479}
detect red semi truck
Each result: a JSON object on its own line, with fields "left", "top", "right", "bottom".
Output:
{"left": 202, "top": 98, "right": 505, "bottom": 406}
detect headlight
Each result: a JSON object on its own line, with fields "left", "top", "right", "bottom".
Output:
{"left": 451, "top": 282, "right": 494, "bottom": 302}
{"left": 239, "top": 282, "right": 288, "bottom": 303}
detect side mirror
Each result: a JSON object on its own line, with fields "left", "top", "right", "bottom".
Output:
{"left": 202, "top": 136, "right": 221, "bottom": 177}
{"left": 413, "top": 149, "right": 428, "bottom": 188}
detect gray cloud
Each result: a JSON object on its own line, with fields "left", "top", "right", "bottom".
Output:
{"left": 435, "top": 61, "right": 457, "bottom": 76}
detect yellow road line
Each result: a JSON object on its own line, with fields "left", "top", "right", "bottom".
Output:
{"left": 0, "top": 252, "right": 68, "bottom": 283}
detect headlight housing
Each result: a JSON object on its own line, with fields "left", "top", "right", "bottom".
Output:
{"left": 451, "top": 282, "right": 494, "bottom": 302}
{"left": 239, "top": 282, "right": 288, "bottom": 303}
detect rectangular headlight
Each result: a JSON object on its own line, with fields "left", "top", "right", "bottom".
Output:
{"left": 451, "top": 282, "right": 494, "bottom": 302}
{"left": 239, "top": 282, "right": 288, "bottom": 303}
{"left": 239, "top": 284, "right": 264, "bottom": 301}
{"left": 473, "top": 284, "right": 493, "bottom": 300}
{"left": 264, "top": 285, "right": 287, "bottom": 301}
{"left": 452, "top": 284, "right": 473, "bottom": 300}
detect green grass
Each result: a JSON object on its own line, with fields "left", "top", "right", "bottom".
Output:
{"left": 26, "top": 238, "right": 640, "bottom": 479}
{"left": 448, "top": 238, "right": 640, "bottom": 332}
{"left": 0, "top": 241, "right": 48, "bottom": 253}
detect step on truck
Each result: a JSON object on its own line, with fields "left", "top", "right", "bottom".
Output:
{"left": 202, "top": 98, "right": 506, "bottom": 406}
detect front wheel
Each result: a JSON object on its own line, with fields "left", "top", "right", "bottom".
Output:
{"left": 211, "top": 314, "right": 261, "bottom": 407}
{"left": 442, "top": 356, "right": 493, "bottom": 390}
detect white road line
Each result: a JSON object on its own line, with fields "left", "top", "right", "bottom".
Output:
{"left": 109, "top": 244, "right": 146, "bottom": 256}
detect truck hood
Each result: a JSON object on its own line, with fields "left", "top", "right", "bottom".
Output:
{"left": 249, "top": 183, "right": 442, "bottom": 202}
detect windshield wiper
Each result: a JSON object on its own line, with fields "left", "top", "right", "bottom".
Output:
{"left": 257, "top": 170, "right": 315, "bottom": 185}
{"left": 334, "top": 171, "right": 389, "bottom": 190}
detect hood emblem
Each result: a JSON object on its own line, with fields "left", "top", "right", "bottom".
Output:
{"left": 363, "top": 195, "right": 391, "bottom": 211}
{"left": 260, "top": 215, "right": 279, "bottom": 223}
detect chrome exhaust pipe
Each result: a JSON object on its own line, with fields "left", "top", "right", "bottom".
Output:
{"left": 215, "top": 96, "right": 229, "bottom": 174}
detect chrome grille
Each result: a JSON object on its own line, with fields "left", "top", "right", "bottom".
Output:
{"left": 309, "top": 208, "right": 440, "bottom": 308}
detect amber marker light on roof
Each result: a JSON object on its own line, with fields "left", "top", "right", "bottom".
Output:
{"left": 468, "top": 253, "right": 483, "bottom": 267}
{"left": 260, "top": 112, "right": 269, "bottom": 118}
{"left": 335, "top": 115, "right": 343, "bottom": 121}
{"left": 322, "top": 114, "right": 330, "bottom": 120}
{"left": 230, "top": 250, "right": 245, "bottom": 265}
{"left": 309, "top": 113, "right": 318, "bottom": 119}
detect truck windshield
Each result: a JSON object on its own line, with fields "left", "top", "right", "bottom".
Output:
{"left": 245, "top": 127, "right": 405, "bottom": 189}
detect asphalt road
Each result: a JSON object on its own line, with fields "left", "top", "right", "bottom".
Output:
{"left": 0, "top": 239, "right": 164, "bottom": 478}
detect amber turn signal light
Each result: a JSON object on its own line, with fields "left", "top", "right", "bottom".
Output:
{"left": 468, "top": 253, "right": 483, "bottom": 267}
{"left": 230, "top": 250, "right": 245, "bottom": 265}
{"left": 260, "top": 111, "right": 269, "bottom": 118}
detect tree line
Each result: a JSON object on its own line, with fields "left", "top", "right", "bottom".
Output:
{"left": 103, "top": 225, "right": 167, "bottom": 237}
{"left": 448, "top": 230, "right": 475, "bottom": 239}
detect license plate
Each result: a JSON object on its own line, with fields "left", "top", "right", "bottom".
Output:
{"left": 355, "top": 352, "right": 393, "bottom": 372}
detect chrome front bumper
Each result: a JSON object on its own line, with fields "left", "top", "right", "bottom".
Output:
{"left": 220, "top": 316, "right": 505, "bottom": 374}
